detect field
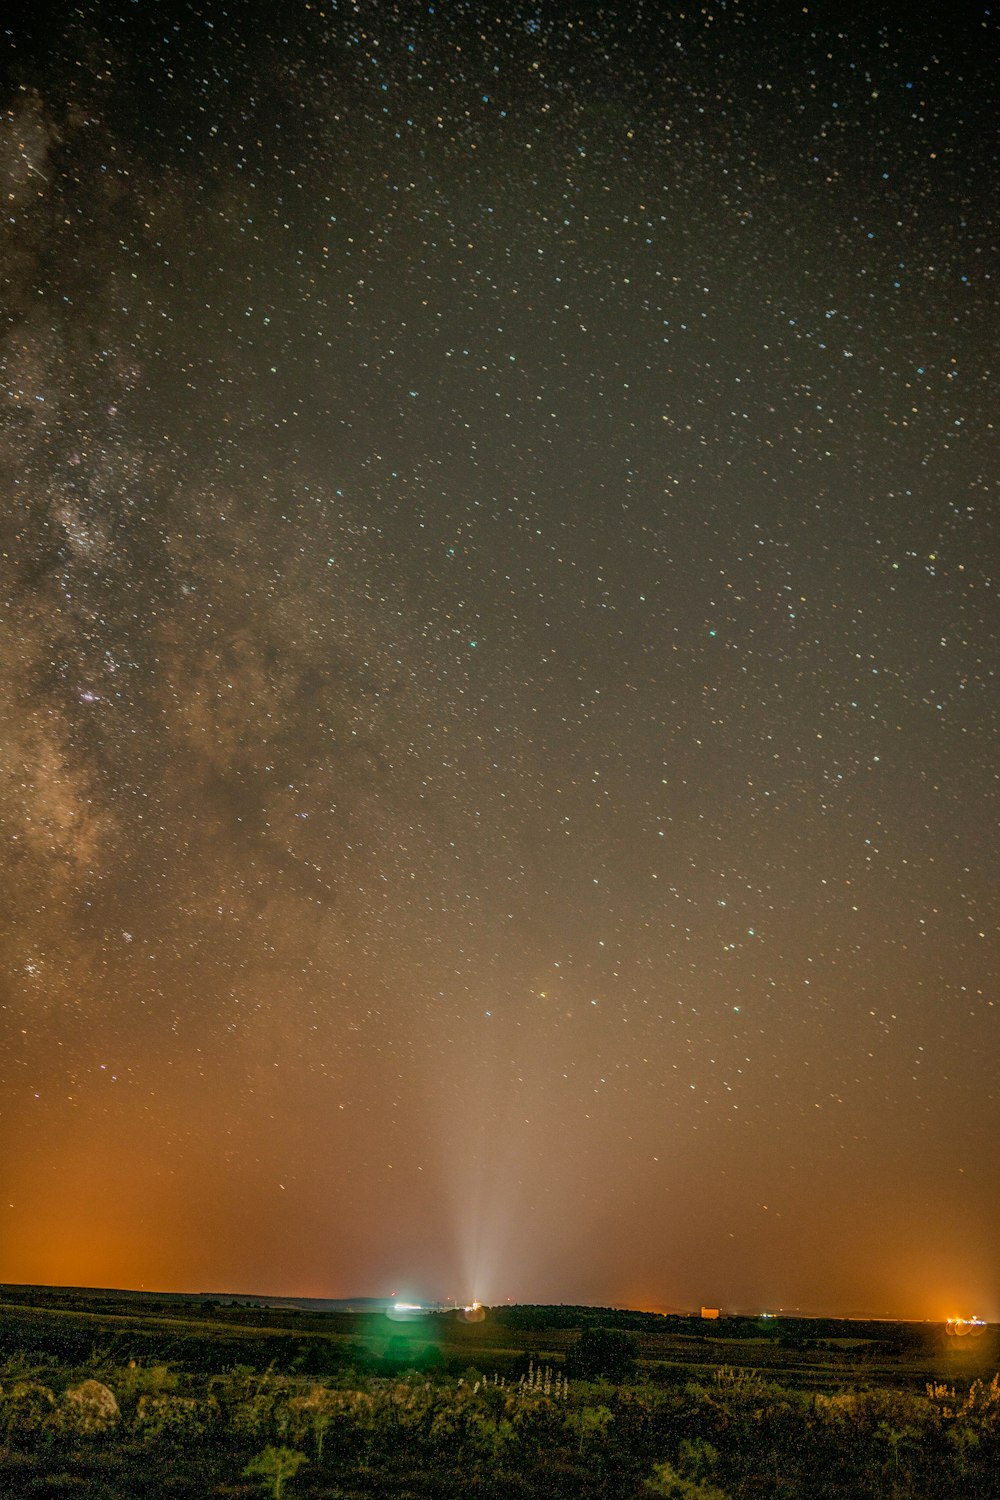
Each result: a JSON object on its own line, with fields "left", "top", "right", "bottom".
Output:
{"left": 1, "top": 1285, "right": 997, "bottom": 1498}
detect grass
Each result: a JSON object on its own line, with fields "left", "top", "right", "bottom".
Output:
{"left": 1, "top": 1292, "right": 998, "bottom": 1500}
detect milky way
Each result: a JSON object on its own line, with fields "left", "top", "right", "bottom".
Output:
{"left": 1, "top": 3, "right": 996, "bottom": 1317}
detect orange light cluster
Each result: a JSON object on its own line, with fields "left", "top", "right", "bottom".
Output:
{"left": 945, "top": 1317, "right": 986, "bottom": 1337}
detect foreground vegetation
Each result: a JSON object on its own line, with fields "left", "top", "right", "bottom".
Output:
{"left": 1, "top": 1291, "right": 997, "bottom": 1498}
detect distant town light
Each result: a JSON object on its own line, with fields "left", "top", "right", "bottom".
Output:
{"left": 945, "top": 1315, "right": 986, "bottom": 1336}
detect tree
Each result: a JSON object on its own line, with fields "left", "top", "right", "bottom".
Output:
{"left": 243, "top": 1445, "right": 309, "bottom": 1499}
{"left": 312, "top": 1410, "right": 332, "bottom": 1461}
{"left": 567, "top": 1403, "right": 614, "bottom": 1453}
{"left": 568, "top": 1326, "right": 640, "bottom": 1381}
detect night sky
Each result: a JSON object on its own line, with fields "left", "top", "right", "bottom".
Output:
{"left": 2, "top": 2, "right": 996, "bottom": 1320}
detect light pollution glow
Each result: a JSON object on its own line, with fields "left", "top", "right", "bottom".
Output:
{"left": 1, "top": 3, "right": 996, "bottom": 1322}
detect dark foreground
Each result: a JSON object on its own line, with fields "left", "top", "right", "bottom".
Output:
{"left": 1, "top": 1286, "right": 997, "bottom": 1498}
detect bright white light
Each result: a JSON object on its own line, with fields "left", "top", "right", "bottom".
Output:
{"left": 393, "top": 1301, "right": 422, "bottom": 1312}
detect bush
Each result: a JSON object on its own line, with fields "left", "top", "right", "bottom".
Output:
{"left": 567, "top": 1327, "right": 640, "bottom": 1382}
{"left": 243, "top": 1445, "right": 309, "bottom": 1498}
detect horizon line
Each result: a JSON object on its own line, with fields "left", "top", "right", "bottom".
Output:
{"left": 1, "top": 1280, "right": 982, "bottom": 1325}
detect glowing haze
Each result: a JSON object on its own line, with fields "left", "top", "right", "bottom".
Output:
{"left": 1, "top": 3, "right": 996, "bottom": 1322}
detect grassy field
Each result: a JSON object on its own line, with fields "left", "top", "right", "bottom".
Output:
{"left": 2, "top": 1283, "right": 995, "bottom": 1387}
{"left": 1, "top": 1285, "right": 997, "bottom": 1498}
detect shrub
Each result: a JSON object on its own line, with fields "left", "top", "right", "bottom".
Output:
{"left": 243, "top": 1444, "right": 309, "bottom": 1498}
{"left": 646, "top": 1459, "right": 729, "bottom": 1499}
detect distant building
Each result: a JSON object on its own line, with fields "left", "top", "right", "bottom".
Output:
{"left": 700, "top": 1306, "right": 720, "bottom": 1320}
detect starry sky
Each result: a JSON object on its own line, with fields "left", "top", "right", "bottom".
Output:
{"left": 1, "top": 2, "right": 996, "bottom": 1320}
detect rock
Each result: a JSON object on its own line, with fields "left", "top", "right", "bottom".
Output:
{"left": 62, "top": 1379, "right": 120, "bottom": 1432}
